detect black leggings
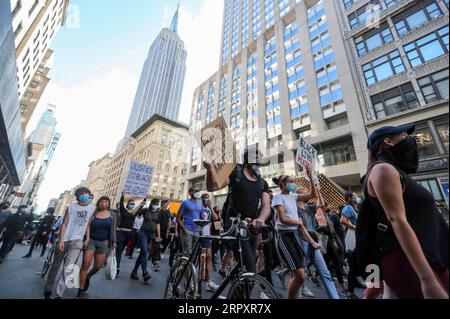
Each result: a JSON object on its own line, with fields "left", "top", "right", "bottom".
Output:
{"left": 28, "top": 232, "right": 48, "bottom": 256}
{"left": 325, "top": 239, "right": 345, "bottom": 285}
{"left": 346, "top": 251, "right": 358, "bottom": 293}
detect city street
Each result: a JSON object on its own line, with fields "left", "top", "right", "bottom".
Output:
{"left": 0, "top": 243, "right": 364, "bottom": 299}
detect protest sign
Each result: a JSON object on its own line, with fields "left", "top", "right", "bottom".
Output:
{"left": 296, "top": 137, "right": 320, "bottom": 189}
{"left": 199, "top": 117, "right": 236, "bottom": 189}
{"left": 123, "top": 161, "right": 153, "bottom": 198}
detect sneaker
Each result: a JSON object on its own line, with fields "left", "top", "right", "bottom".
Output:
{"left": 276, "top": 270, "right": 287, "bottom": 288}
{"left": 117, "top": 268, "right": 120, "bottom": 276}
{"left": 76, "top": 289, "right": 85, "bottom": 299}
{"left": 143, "top": 271, "right": 152, "bottom": 282}
{"left": 43, "top": 290, "right": 52, "bottom": 299}
{"left": 301, "top": 286, "right": 316, "bottom": 298}
{"left": 206, "top": 281, "right": 220, "bottom": 292}
{"left": 130, "top": 271, "right": 139, "bottom": 280}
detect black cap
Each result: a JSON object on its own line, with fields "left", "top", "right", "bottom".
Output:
{"left": 368, "top": 123, "right": 415, "bottom": 152}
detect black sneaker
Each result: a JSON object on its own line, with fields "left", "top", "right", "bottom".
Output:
{"left": 143, "top": 271, "right": 152, "bottom": 282}
{"left": 83, "top": 274, "right": 91, "bottom": 292}
{"left": 43, "top": 290, "right": 52, "bottom": 299}
{"left": 130, "top": 271, "right": 139, "bottom": 280}
{"left": 76, "top": 289, "right": 85, "bottom": 299}
{"left": 117, "top": 268, "right": 120, "bottom": 276}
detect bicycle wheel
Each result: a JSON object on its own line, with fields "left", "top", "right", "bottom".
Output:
{"left": 164, "top": 256, "right": 199, "bottom": 299}
{"left": 40, "top": 245, "right": 55, "bottom": 278}
{"left": 227, "top": 273, "right": 279, "bottom": 300}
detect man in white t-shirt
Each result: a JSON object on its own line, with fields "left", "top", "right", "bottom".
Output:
{"left": 43, "top": 187, "right": 95, "bottom": 299}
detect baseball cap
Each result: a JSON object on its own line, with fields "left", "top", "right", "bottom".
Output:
{"left": 367, "top": 123, "right": 415, "bottom": 152}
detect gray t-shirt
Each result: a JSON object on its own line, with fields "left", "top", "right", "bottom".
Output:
{"left": 272, "top": 194, "right": 299, "bottom": 231}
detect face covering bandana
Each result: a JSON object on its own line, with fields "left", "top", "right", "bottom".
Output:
{"left": 379, "top": 136, "right": 419, "bottom": 174}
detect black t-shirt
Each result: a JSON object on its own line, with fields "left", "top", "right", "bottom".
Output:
{"left": 5, "top": 213, "right": 32, "bottom": 233}
{"left": 228, "top": 166, "right": 270, "bottom": 220}
{"left": 158, "top": 209, "right": 170, "bottom": 233}
{"left": 39, "top": 215, "right": 55, "bottom": 232}
{"left": 139, "top": 208, "right": 161, "bottom": 235}
{"left": 329, "top": 212, "right": 345, "bottom": 243}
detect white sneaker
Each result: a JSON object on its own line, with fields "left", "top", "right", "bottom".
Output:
{"left": 206, "top": 281, "right": 220, "bottom": 292}
{"left": 301, "top": 286, "right": 316, "bottom": 298}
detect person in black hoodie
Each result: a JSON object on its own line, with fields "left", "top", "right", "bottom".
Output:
{"left": 115, "top": 192, "right": 146, "bottom": 275}
{"left": 23, "top": 207, "right": 56, "bottom": 258}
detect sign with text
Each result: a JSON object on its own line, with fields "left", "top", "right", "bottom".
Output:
{"left": 123, "top": 161, "right": 153, "bottom": 198}
{"left": 199, "top": 117, "right": 236, "bottom": 189}
{"left": 296, "top": 137, "right": 317, "bottom": 170}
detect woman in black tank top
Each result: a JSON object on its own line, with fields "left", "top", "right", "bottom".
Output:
{"left": 366, "top": 124, "right": 449, "bottom": 299}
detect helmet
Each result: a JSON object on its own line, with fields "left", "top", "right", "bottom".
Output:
{"left": 75, "top": 187, "right": 91, "bottom": 201}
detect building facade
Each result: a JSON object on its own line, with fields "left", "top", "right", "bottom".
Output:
{"left": 124, "top": 5, "right": 187, "bottom": 136}
{"left": 11, "top": 0, "right": 68, "bottom": 99}
{"left": 19, "top": 49, "right": 54, "bottom": 132}
{"left": 54, "top": 188, "right": 75, "bottom": 217}
{"left": 29, "top": 104, "right": 57, "bottom": 146}
{"left": 339, "top": 0, "right": 449, "bottom": 206}
{"left": 83, "top": 153, "right": 114, "bottom": 201}
{"left": 188, "top": 0, "right": 374, "bottom": 206}
{"left": 0, "top": 0, "right": 26, "bottom": 200}
{"left": 105, "top": 114, "right": 190, "bottom": 206}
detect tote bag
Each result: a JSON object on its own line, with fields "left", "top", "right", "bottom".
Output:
{"left": 105, "top": 248, "right": 117, "bottom": 280}
{"left": 345, "top": 228, "right": 356, "bottom": 252}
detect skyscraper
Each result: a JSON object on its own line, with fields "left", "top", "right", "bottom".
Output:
{"left": 29, "top": 104, "right": 57, "bottom": 147}
{"left": 124, "top": 4, "right": 187, "bottom": 137}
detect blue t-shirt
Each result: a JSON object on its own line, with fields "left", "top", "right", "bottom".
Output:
{"left": 179, "top": 199, "right": 202, "bottom": 232}
{"left": 342, "top": 205, "right": 358, "bottom": 225}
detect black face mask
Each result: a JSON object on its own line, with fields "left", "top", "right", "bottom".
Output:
{"left": 379, "top": 136, "right": 419, "bottom": 174}
{"left": 247, "top": 163, "right": 261, "bottom": 178}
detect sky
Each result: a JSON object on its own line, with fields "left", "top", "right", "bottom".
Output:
{"left": 30, "top": 0, "right": 224, "bottom": 212}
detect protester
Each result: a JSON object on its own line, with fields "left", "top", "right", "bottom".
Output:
{"left": 210, "top": 206, "right": 223, "bottom": 270}
{"left": 177, "top": 186, "right": 203, "bottom": 255}
{"left": 43, "top": 187, "right": 95, "bottom": 299}
{"left": 0, "top": 202, "right": 12, "bottom": 237}
{"left": 129, "top": 212, "right": 144, "bottom": 258}
{"left": 271, "top": 169, "right": 322, "bottom": 299}
{"left": 23, "top": 207, "right": 56, "bottom": 258}
{"left": 78, "top": 196, "right": 117, "bottom": 298}
{"left": 364, "top": 124, "right": 449, "bottom": 299}
{"left": 158, "top": 200, "right": 171, "bottom": 256}
{"left": 22, "top": 211, "right": 35, "bottom": 244}
{"left": 0, "top": 205, "right": 33, "bottom": 263}
{"left": 116, "top": 193, "right": 146, "bottom": 274}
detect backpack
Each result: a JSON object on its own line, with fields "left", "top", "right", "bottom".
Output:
{"left": 355, "top": 161, "right": 399, "bottom": 280}
{"left": 222, "top": 165, "right": 266, "bottom": 227}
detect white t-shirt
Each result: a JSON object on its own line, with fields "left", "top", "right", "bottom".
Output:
{"left": 133, "top": 216, "right": 144, "bottom": 230}
{"left": 63, "top": 202, "right": 95, "bottom": 242}
{"left": 272, "top": 193, "right": 300, "bottom": 231}
{"left": 201, "top": 207, "right": 212, "bottom": 236}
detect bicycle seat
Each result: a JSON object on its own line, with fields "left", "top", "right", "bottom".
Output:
{"left": 193, "top": 219, "right": 210, "bottom": 228}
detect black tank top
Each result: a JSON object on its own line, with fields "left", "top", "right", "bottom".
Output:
{"left": 368, "top": 164, "right": 449, "bottom": 270}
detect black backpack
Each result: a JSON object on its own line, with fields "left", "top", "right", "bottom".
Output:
{"left": 221, "top": 165, "right": 265, "bottom": 227}
{"left": 355, "top": 161, "right": 396, "bottom": 280}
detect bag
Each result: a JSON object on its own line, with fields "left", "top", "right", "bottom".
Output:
{"left": 105, "top": 248, "right": 117, "bottom": 280}
{"left": 345, "top": 228, "right": 356, "bottom": 252}
{"left": 213, "top": 221, "right": 223, "bottom": 232}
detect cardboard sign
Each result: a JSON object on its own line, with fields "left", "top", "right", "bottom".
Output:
{"left": 123, "top": 161, "right": 153, "bottom": 198}
{"left": 296, "top": 137, "right": 317, "bottom": 170}
{"left": 200, "top": 117, "right": 237, "bottom": 189}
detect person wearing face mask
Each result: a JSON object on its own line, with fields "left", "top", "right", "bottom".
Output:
{"left": 204, "top": 146, "right": 271, "bottom": 274}
{"left": 115, "top": 192, "right": 146, "bottom": 275}
{"left": 23, "top": 207, "right": 56, "bottom": 258}
{"left": 0, "top": 202, "right": 13, "bottom": 243}
{"left": 177, "top": 186, "right": 203, "bottom": 255}
{"left": 272, "top": 169, "right": 322, "bottom": 299}
{"left": 43, "top": 187, "right": 95, "bottom": 299}
{"left": 130, "top": 198, "right": 161, "bottom": 281}
{"left": 363, "top": 124, "right": 448, "bottom": 299}
{"left": 0, "top": 205, "right": 33, "bottom": 263}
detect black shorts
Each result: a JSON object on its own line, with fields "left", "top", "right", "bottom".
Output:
{"left": 276, "top": 230, "right": 305, "bottom": 271}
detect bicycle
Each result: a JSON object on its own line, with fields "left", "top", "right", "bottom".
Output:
{"left": 163, "top": 215, "right": 279, "bottom": 300}
{"left": 37, "top": 235, "right": 58, "bottom": 278}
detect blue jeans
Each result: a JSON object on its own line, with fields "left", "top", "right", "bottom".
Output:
{"left": 133, "top": 231, "right": 150, "bottom": 273}
{"left": 300, "top": 238, "right": 340, "bottom": 299}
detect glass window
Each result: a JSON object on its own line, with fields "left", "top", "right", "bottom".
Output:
{"left": 415, "top": 124, "right": 439, "bottom": 157}
{"left": 419, "top": 179, "right": 444, "bottom": 200}
{"left": 371, "top": 83, "right": 418, "bottom": 119}
{"left": 362, "top": 50, "right": 405, "bottom": 85}
{"left": 418, "top": 69, "right": 449, "bottom": 103}
{"left": 393, "top": 1, "right": 443, "bottom": 36}
{"left": 348, "top": 1, "right": 382, "bottom": 29}
{"left": 435, "top": 118, "right": 449, "bottom": 153}
{"left": 316, "top": 138, "right": 357, "bottom": 167}
{"left": 404, "top": 27, "right": 449, "bottom": 67}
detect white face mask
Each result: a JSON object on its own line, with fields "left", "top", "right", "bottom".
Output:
{"left": 151, "top": 205, "right": 159, "bottom": 210}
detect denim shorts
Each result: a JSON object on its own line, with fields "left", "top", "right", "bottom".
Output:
{"left": 87, "top": 239, "right": 110, "bottom": 254}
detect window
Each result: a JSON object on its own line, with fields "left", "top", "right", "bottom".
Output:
{"left": 348, "top": 1, "right": 382, "bottom": 30}
{"left": 164, "top": 176, "right": 168, "bottom": 183}
{"left": 159, "top": 150, "right": 165, "bottom": 158}
{"left": 404, "top": 27, "right": 449, "bottom": 67}
{"left": 415, "top": 124, "right": 439, "bottom": 157}
{"left": 355, "top": 23, "right": 394, "bottom": 56}
{"left": 419, "top": 179, "right": 444, "bottom": 201}
{"left": 166, "top": 164, "right": 170, "bottom": 172}
{"left": 30, "top": 80, "right": 39, "bottom": 89}
{"left": 327, "top": 115, "right": 349, "bottom": 129}
{"left": 29, "top": 0, "right": 39, "bottom": 16}
{"left": 316, "top": 138, "right": 357, "bottom": 167}
{"left": 418, "top": 69, "right": 449, "bottom": 103}
{"left": 343, "top": 0, "right": 358, "bottom": 9}
{"left": 12, "top": 0, "right": 22, "bottom": 18}
{"left": 435, "top": 118, "right": 449, "bottom": 153}
{"left": 14, "top": 23, "right": 23, "bottom": 39}
{"left": 371, "top": 83, "right": 418, "bottom": 119}
{"left": 157, "top": 162, "right": 162, "bottom": 170}
{"left": 173, "top": 166, "right": 178, "bottom": 174}
{"left": 19, "top": 104, "right": 27, "bottom": 113}
{"left": 24, "top": 92, "right": 33, "bottom": 99}
{"left": 393, "top": 1, "right": 443, "bottom": 36}
{"left": 362, "top": 50, "right": 405, "bottom": 85}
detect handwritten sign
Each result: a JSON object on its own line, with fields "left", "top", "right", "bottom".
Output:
{"left": 123, "top": 161, "right": 153, "bottom": 198}
{"left": 200, "top": 118, "right": 236, "bottom": 189}
{"left": 296, "top": 137, "right": 317, "bottom": 170}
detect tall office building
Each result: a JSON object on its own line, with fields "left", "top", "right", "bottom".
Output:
{"left": 188, "top": 0, "right": 371, "bottom": 206}
{"left": 11, "top": 0, "right": 69, "bottom": 99}
{"left": 29, "top": 104, "right": 57, "bottom": 147}
{"left": 124, "top": 4, "right": 187, "bottom": 137}
{"left": 340, "top": 0, "right": 449, "bottom": 205}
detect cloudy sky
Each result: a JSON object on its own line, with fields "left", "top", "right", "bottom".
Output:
{"left": 30, "top": 0, "right": 224, "bottom": 212}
